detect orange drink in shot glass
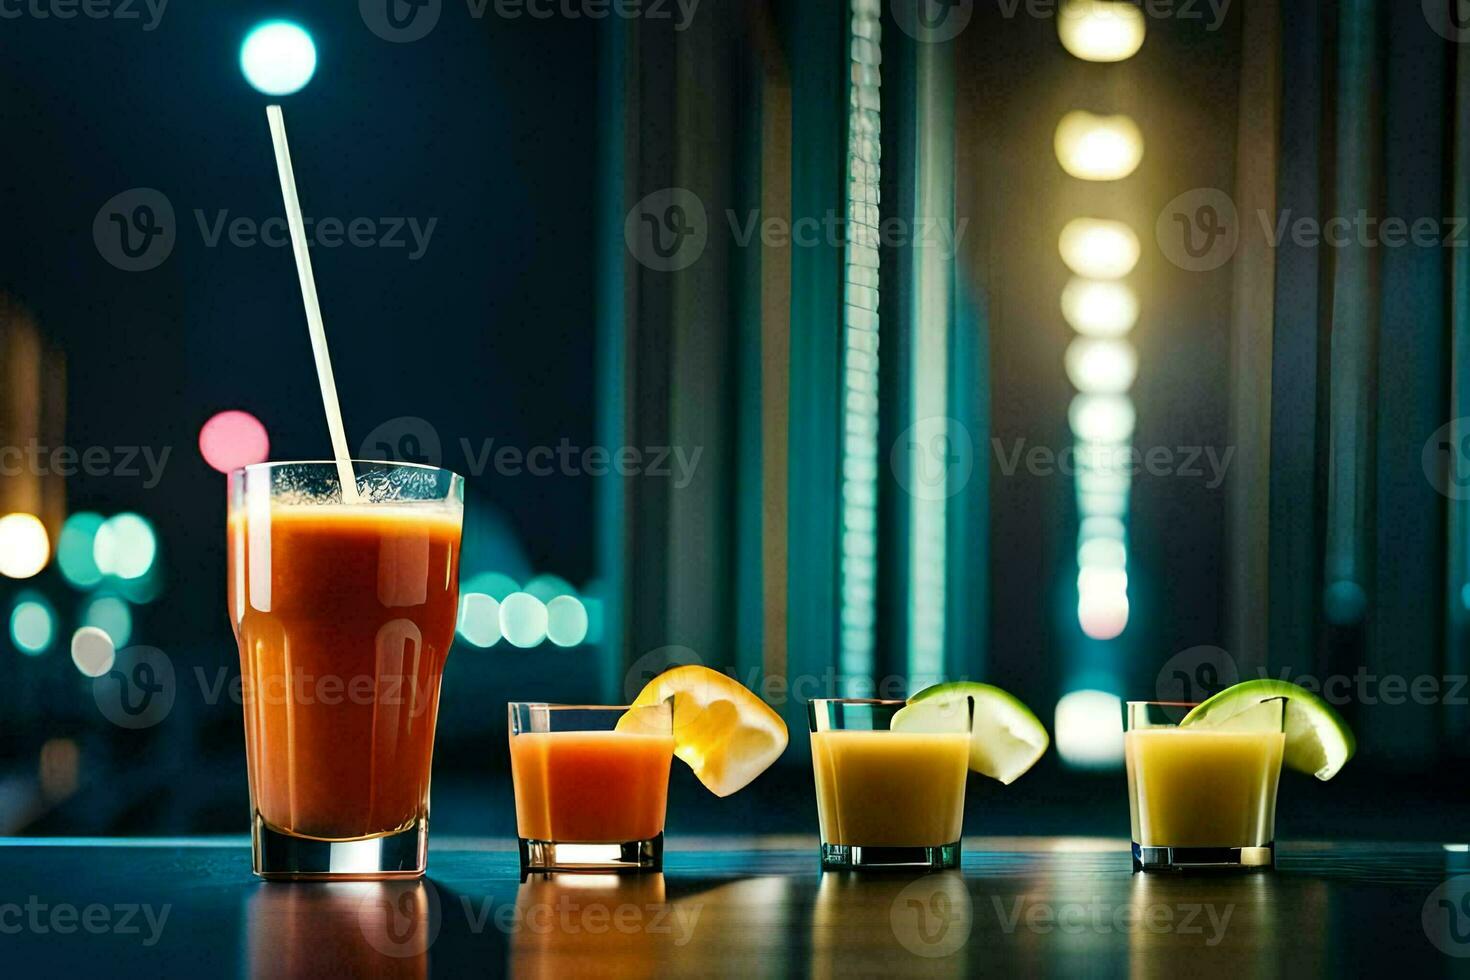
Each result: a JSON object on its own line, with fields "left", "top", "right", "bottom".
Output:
{"left": 509, "top": 703, "right": 675, "bottom": 872}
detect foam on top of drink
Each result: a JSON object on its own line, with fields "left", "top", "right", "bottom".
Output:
{"left": 228, "top": 501, "right": 462, "bottom": 533}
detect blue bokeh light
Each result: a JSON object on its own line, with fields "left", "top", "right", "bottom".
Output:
{"left": 240, "top": 21, "right": 317, "bottom": 96}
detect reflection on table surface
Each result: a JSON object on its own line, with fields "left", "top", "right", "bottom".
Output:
{"left": 0, "top": 838, "right": 1464, "bottom": 976}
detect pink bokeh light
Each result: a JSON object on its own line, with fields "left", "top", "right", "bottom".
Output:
{"left": 199, "top": 410, "right": 270, "bottom": 474}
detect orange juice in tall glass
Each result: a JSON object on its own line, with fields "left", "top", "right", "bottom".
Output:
{"left": 228, "top": 461, "right": 463, "bottom": 879}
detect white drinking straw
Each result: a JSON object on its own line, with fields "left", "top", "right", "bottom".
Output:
{"left": 265, "top": 104, "right": 359, "bottom": 503}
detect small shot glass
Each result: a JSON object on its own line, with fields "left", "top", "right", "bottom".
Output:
{"left": 508, "top": 702, "right": 675, "bottom": 873}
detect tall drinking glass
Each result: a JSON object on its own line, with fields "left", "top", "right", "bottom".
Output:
{"left": 227, "top": 461, "right": 464, "bottom": 879}
{"left": 1124, "top": 699, "right": 1286, "bottom": 873}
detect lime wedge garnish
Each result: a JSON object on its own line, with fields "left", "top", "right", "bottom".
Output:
{"left": 1180, "top": 679, "right": 1356, "bottom": 781}
{"left": 893, "top": 682, "right": 1050, "bottom": 785}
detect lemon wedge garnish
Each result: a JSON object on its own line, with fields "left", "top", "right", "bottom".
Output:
{"left": 618, "top": 665, "right": 788, "bottom": 797}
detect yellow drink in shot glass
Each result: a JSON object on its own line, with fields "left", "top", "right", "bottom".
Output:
{"left": 809, "top": 699, "right": 972, "bottom": 870}
{"left": 1124, "top": 699, "right": 1285, "bottom": 872}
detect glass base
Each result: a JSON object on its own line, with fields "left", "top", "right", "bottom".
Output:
{"left": 518, "top": 833, "right": 663, "bottom": 873}
{"left": 252, "top": 814, "right": 428, "bottom": 880}
{"left": 820, "top": 841, "right": 961, "bottom": 871}
{"left": 1132, "top": 842, "right": 1275, "bottom": 873}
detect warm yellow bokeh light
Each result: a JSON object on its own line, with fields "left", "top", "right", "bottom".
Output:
{"left": 1069, "top": 393, "right": 1136, "bottom": 443}
{"left": 1058, "top": 0, "right": 1147, "bottom": 63}
{"left": 1055, "top": 111, "right": 1144, "bottom": 181}
{"left": 0, "top": 513, "right": 50, "bottom": 579}
{"left": 1062, "top": 278, "right": 1139, "bottom": 338}
{"left": 1059, "top": 218, "right": 1140, "bottom": 279}
{"left": 1065, "top": 337, "right": 1138, "bottom": 394}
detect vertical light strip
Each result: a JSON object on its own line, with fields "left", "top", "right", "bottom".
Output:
{"left": 1054, "top": 0, "right": 1145, "bottom": 769}
{"left": 1449, "top": 17, "right": 1470, "bottom": 745}
{"left": 839, "top": 0, "right": 882, "bottom": 688}
{"left": 906, "top": 35, "right": 954, "bottom": 688}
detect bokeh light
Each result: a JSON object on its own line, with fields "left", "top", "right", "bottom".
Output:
{"left": 1069, "top": 394, "right": 1136, "bottom": 443}
{"left": 1078, "top": 490, "right": 1129, "bottom": 518}
{"left": 525, "top": 574, "right": 576, "bottom": 603}
{"left": 500, "top": 592, "right": 549, "bottom": 648}
{"left": 1061, "top": 278, "right": 1139, "bottom": 338}
{"left": 1059, "top": 218, "right": 1140, "bottom": 279}
{"left": 0, "top": 513, "right": 50, "bottom": 579}
{"left": 10, "top": 594, "right": 55, "bottom": 654}
{"left": 1079, "top": 536, "right": 1128, "bottom": 570}
{"left": 463, "top": 571, "right": 519, "bottom": 601}
{"left": 1078, "top": 589, "right": 1130, "bottom": 640}
{"left": 199, "top": 410, "right": 270, "bottom": 474}
{"left": 1057, "top": 0, "right": 1146, "bottom": 63}
{"left": 240, "top": 21, "right": 317, "bottom": 96}
{"left": 70, "top": 626, "right": 115, "bottom": 678}
{"left": 1065, "top": 338, "right": 1138, "bottom": 394}
{"left": 1078, "top": 566, "right": 1128, "bottom": 596}
{"left": 545, "top": 595, "right": 589, "bottom": 647}
{"left": 81, "top": 595, "right": 133, "bottom": 647}
{"left": 1054, "top": 689, "right": 1124, "bottom": 767}
{"left": 1324, "top": 579, "right": 1368, "bottom": 626}
{"left": 57, "top": 512, "right": 105, "bottom": 588}
{"left": 93, "top": 513, "right": 157, "bottom": 580}
{"left": 1054, "top": 111, "right": 1144, "bottom": 181}
{"left": 458, "top": 593, "right": 502, "bottom": 648}
{"left": 1077, "top": 464, "right": 1131, "bottom": 498}
{"left": 1079, "top": 516, "right": 1126, "bottom": 542}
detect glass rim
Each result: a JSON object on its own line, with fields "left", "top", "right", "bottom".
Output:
{"left": 228, "top": 459, "right": 464, "bottom": 481}
{"left": 1126, "top": 700, "right": 1199, "bottom": 708}
{"left": 808, "top": 698, "right": 909, "bottom": 707}
{"left": 508, "top": 702, "right": 642, "bottom": 711}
